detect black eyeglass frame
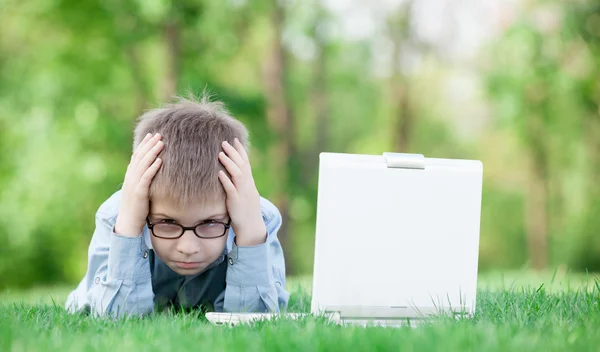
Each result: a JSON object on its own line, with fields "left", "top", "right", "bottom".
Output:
{"left": 146, "top": 217, "right": 232, "bottom": 239}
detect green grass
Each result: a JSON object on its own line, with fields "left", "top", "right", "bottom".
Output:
{"left": 2, "top": 272, "right": 600, "bottom": 351}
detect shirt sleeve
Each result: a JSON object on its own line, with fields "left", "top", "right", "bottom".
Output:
{"left": 65, "top": 191, "right": 155, "bottom": 318}
{"left": 220, "top": 197, "right": 290, "bottom": 313}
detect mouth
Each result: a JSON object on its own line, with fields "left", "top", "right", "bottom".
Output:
{"left": 173, "top": 261, "right": 202, "bottom": 270}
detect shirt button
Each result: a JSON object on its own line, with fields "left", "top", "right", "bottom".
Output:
{"left": 276, "top": 281, "right": 282, "bottom": 287}
{"left": 228, "top": 257, "right": 234, "bottom": 265}
{"left": 94, "top": 277, "right": 100, "bottom": 284}
{"left": 143, "top": 251, "right": 148, "bottom": 259}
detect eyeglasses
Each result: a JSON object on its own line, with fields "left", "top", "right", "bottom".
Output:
{"left": 146, "top": 218, "right": 231, "bottom": 239}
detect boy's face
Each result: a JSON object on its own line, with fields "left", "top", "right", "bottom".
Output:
{"left": 148, "top": 198, "right": 228, "bottom": 276}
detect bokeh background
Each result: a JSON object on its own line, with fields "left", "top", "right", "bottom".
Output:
{"left": 0, "top": 0, "right": 599, "bottom": 290}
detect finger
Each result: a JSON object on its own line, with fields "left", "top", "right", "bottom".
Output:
{"left": 138, "top": 157, "right": 163, "bottom": 192}
{"left": 221, "top": 140, "right": 245, "bottom": 168}
{"left": 129, "top": 133, "right": 153, "bottom": 170}
{"left": 132, "top": 133, "right": 153, "bottom": 160}
{"left": 233, "top": 138, "right": 249, "bottom": 163}
{"left": 218, "top": 170, "right": 237, "bottom": 194}
{"left": 138, "top": 133, "right": 153, "bottom": 150}
{"left": 219, "top": 152, "right": 242, "bottom": 179}
{"left": 137, "top": 133, "right": 161, "bottom": 157}
{"left": 133, "top": 133, "right": 162, "bottom": 168}
{"left": 134, "top": 140, "right": 164, "bottom": 180}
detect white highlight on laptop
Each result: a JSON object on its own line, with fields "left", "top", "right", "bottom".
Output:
{"left": 206, "top": 152, "right": 483, "bottom": 326}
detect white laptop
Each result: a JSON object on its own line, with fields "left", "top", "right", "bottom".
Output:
{"left": 207, "top": 152, "right": 483, "bottom": 326}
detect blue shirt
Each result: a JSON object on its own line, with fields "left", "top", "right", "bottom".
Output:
{"left": 65, "top": 190, "right": 289, "bottom": 317}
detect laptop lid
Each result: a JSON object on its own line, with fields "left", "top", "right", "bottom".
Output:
{"left": 310, "top": 152, "right": 483, "bottom": 319}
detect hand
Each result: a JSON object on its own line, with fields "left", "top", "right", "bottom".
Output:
{"left": 218, "top": 139, "right": 267, "bottom": 247}
{"left": 114, "top": 133, "right": 164, "bottom": 237}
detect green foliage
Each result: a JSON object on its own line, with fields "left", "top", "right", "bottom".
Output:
{"left": 1, "top": 0, "right": 600, "bottom": 289}
{"left": 483, "top": 1, "right": 600, "bottom": 270}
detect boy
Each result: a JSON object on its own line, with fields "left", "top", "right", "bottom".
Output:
{"left": 66, "top": 96, "right": 289, "bottom": 317}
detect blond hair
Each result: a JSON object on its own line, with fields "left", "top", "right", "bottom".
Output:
{"left": 133, "top": 94, "right": 249, "bottom": 206}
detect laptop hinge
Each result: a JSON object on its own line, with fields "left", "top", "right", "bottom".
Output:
{"left": 383, "top": 152, "right": 425, "bottom": 169}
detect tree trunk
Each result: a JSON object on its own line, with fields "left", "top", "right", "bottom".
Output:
{"left": 524, "top": 117, "right": 549, "bottom": 270}
{"left": 393, "top": 84, "right": 412, "bottom": 152}
{"left": 388, "top": 5, "right": 413, "bottom": 153}
{"left": 313, "top": 17, "right": 329, "bottom": 161}
{"left": 113, "top": 13, "right": 150, "bottom": 114}
{"left": 589, "top": 110, "right": 600, "bottom": 198}
{"left": 299, "top": 10, "right": 330, "bottom": 188}
{"left": 525, "top": 159, "right": 549, "bottom": 270}
{"left": 163, "top": 20, "right": 179, "bottom": 102}
{"left": 124, "top": 46, "right": 150, "bottom": 114}
{"left": 263, "top": 1, "right": 294, "bottom": 274}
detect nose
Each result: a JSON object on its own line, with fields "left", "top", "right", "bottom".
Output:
{"left": 175, "top": 229, "right": 202, "bottom": 256}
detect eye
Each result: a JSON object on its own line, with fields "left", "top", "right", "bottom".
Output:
{"left": 198, "top": 219, "right": 218, "bottom": 224}
{"left": 195, "top": 221, "right": 227, "bottom": 238}
{"left": 152, "top": 221, "right": 184, "bottom": 238}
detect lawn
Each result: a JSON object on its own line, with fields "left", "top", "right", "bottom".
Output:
{"left": 1, "top": 271, "right": 600, "bottom": 351}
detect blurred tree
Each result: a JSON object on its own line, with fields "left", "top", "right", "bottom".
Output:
{"left": 563, "top": 2, "right": 600, "bottom": 270}
{"left": 4, "top": 0, "right": 600, "bottom": 289}
{"left": 387, "top": 1, "right": 416, "bottom": 153}
{"left": 262, "top": 0, "right": 295, "bottom": 273}
{"left": 308, "top": 5, "right": 331, "bottom": 177}
{"left": 487, "top": 21, "right": 559, "bottom": 270}
{"left": 485, "top": 1, "right": 600, "bottom": 270}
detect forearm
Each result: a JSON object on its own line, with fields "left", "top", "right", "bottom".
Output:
{"left": 222, "top": 240, "right": 289, "bottom": 313}
{"left": 66, "top": 202, "right": 155, "bottom": 318}
{"left": 98, "top": 232, "right": 154, "bottom": 317}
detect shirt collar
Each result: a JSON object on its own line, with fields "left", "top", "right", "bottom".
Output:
{"left": 143, "top": 225, "right": 153, "bottom": 250}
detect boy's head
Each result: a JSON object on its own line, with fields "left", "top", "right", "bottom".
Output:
{"left": 134, "top": 94, "right": 249, "bottom": 207}
{"left": 134, "top": 94, "right": 249, "bottom": 275}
